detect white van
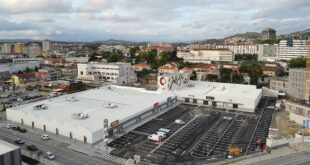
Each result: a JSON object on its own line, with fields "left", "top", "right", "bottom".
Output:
{"left": 148, "top": 134, "right": 162, "bottom": 142}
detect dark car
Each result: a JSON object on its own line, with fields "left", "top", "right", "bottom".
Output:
{"left": 27, "top": 145, "right": 38, "bottom": 151}
{"left": 14, "top": 139, "right": 25, "bottom": 145}
{"left": 19, "top": 128, "right": 27, "bottom": 133}
{"left": 12, "top": 126, "right": 21, "bottom": 131}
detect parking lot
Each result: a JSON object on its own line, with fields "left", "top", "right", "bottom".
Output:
{"left": 108, "top": 97, "right": 276, "bottom": 164}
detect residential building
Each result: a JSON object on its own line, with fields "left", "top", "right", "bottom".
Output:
{"left": 288, "top": 68, "right": 307, "bottom": 99}
{"left": 132, "top": 64, "right": 151, "bottom": 72}
{"left": 270, "top": 77, "right": 289, "bottom": 93}
{"left": 13, "top": 58, "right": 44, "bottom": 64}
{"left": 145, "top": 46, "right": 174, "bottom": 55}
{"left": 189, "top": 43, "right": 258, "bottom": 55}
{"left": 28, "top": 43, "right": 42, "bottom": 57}
{"left": 0, "top": 140, "right": 22, "bottom": 165}
{"left": 261, "top": 28, "right": 277, "bottom": 40}
{"left": 257, "top": 44, "right": 278, "bottom": 61}
{"left": 158, "top": 65, "right": 178, "bottom": 75}
{"left": 14, "top": 43, "right": 23, "bottom": 53}
{"left": 278, "top": 40, "right": 308, "bottom": 61}
{"left": 61, "top": 65, "right": 78, "bottom": 78}
{"left": 38, "top": 68, "right": 58, "bottom": 81}
{"left": 178, "top": 49, "right": 234, "bottom": 64}
{"left": 285, "top": 100, "right": 310, "bottom": 125}
{"left": 21, "top": 46, "right": 29, "bottom": 55}
{"left": 147, "top": 42, "right": 172, "bottom": 47}
{"left": 196, "top": 68, "right": 219, "bottom": 81}
{"left": 261, "top": 66, "right": 284, "bottom": 77}
{"left": 42, "top": 39, "right": 50, "bottom": 53}
{"left": 179, "top": 67, "right": 192, "bottom": 75}
{"left": 2, "top": 43, "right": 12, "bottom": 53}
{"left": 77, "top": 62, "right": 137, "bottom": 84}
{"left": 11, "top": 73, "right": 36, "bottom": 87}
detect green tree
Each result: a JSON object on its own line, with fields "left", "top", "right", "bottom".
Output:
{"left": 158, "top": 51, "right": 168, "bottom": 66}
{"left": 247, "top": 64, "right": 263, "bottom": 85}
{"left": 206, "top": 74, "right": 218, "bottom": 82}
{"left": 129, "top": 46, "right": 140, "bottom": 59}
{"left": 34, "top": 66, "right": 38, "bottom": 72}
{"left": 191, "top": 70, "right": 197, "bottom": 80}
{"left": 25, "top": 67, "right": 31, "bottom": 73}
{"left": 287, "top": 57, "right": 306, "bottom": 68}
{"left": 219, "top": 68, "right": 232, "bottom": 83}
{"left": 108, "top": 52, "right": 118, "bottom": 62}
{"left": 101, "top": 51, "right": 111, "bottom": 59}
{"left": 239, "top": 64, "right": 248, "bottom": 73}
{"left": 232, "top": 73, "right": 244, "bottom": 84}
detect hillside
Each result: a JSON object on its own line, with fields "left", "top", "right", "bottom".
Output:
{"left": 278, "top": 29, "right": 310, "bottom": 40}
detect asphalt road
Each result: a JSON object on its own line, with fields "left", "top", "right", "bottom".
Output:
{"left": 252, "top": 150, "right": 310, "bottom": 165}
{"left": 0, "top": 126, "right": 113, "bottom": 165}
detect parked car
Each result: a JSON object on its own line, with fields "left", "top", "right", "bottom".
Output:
{"left": 4, "top": 124, "right": 12, "bottom": 129}
{"left": 14, "top": 139, "right": 25, "bottom": 145}
{"left": 41, "top": 135, "right": 50, "bottom": 140}
{"left": 45, "top": 151, "right": 56, "bottom": 160}
{"left": 19, "top": 128, "right": 27, "bottom": 133}
{"left": 27, "top": 144, "right": 38, "bottom": 151}
{"left": 148, "top": 134, "right": 162, "bottom": 142}
{"left": 12, "top": 126, "right": 21, "bottom": 131}
{"left": 175, "top": 119, "right": 185, "bottom": 125}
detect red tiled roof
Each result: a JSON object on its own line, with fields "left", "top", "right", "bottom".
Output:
{"left": 5, "top": 53, "right": 22, "bottom": 55}
{"left": 192, "top": 48, "right": 230, "bottom": 51}
{"left": 193, "top": 43, "right": 255, "bottom": 46}
{"left": 15, "top": 72, "right": 35, "bottom": 78}
{"left": 133, "top": 64, "right": 150, "bottom": 67}
{"left": 197, "top": 69, "right": 219, "bottom": 74}
{"left": 136, "top": 50, "right": 144, "bottom": 54}
{"left": 261, "top": 66, "right": 284, "bottom": 71}
{"left": 45, "top": 58, "right": 61, "bottom": 61}
{"left": 145, "top": 46, "right": 174, "bottom": 50}
{"left": 158, "top": 66, "right": 177, "bottom": 70}
{"left": 231, "top": 68, "right": 239, "bottom": 71}
{"left": 180, "top": 67, "right": 191, "bottom": 71}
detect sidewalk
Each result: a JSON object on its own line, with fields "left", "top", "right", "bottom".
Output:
{"left": 213, "top": 143, "right": 310, "bottom": 165}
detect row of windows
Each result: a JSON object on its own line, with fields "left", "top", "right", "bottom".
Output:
{"left": 184, "top": 98, "right": 238, "bottom": 108}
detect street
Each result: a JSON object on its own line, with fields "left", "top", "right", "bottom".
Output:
{"left": 252, "top": 150, "right": 310, "bottom": 165}
{"left": 0, "top": 126, "right": 113, "bottom": 165}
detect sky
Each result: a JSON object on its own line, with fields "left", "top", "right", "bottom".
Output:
{"left": 0, "top": 0, "right": 309, "bottom": 42}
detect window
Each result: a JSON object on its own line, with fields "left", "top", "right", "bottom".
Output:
{"left": 203, "top": 100, "right": 208, "bottom": 105}
{"left": 80, "top": 71, "right": 83, "bottom": 75}
{"left": 212, "top": 102, "right": 216, "bottom": 106}
{"left": 185, "top": 98, "right": 190, "bottom": 102}
{"left": 233, "top": 104, "right": 238, "bottom": 109}
{"left": 193, "top": 99, "right": 197, "bottom": 103}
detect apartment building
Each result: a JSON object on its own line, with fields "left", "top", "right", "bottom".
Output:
{"left": 0, "top": 140, "right": 21, "bottom": 165}
{"left": 270, "top": 77, "right": 289, "bottom": 93}
{"left": 42, "top": 39, "right": 51, "bottom": 53}
{"left": 278, "top": 40, "right": 308, "bottom": 61}
{"left": 14, "top": 43, "right": 23, "bottom": 53}
{"left": 288, "top": 68, "right": 307, "bottom": 99}
{"left": 77, "top": 62, "right": 137, "bottom": 84}
{"left": 257, "top": 44, "right": 278, "bottom": 61}
{"left": 189, "top": 43, "right": 258, "bottom": 55}
{"left": 2, "top": 43, "right": 12, "bottom": 53}
{"left": 177, "top": 49, "right": 234, "bottom": 64}
{"left": 285, "top": 100, "right": 310, "bottom": 125}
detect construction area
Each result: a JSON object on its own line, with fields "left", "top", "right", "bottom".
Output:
{"left": 107, "top": 97, "right": 276, "bottom": 164}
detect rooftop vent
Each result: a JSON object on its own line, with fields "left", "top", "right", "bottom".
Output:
{"left": 72, "top": 113, "right": 89, "bottom": 120}
{"left": 104, "top": 103, "right": 118, "bottom": 108}
{"left": 33, "top": 104, "right": 48, "bottom": 110}
{"left": 66, "top": 96, "right": 78, "bottom": 102}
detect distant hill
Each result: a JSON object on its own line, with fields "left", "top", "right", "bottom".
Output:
{"left": 92, "top": 39, "right": 148, "bottom": 46}
{"left": 278, "top": 29, "right": 310, "bottom": 40}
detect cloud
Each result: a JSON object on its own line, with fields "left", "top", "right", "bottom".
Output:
{"left": 0, "top": 0, "right": 310, "bottom": 42}
{"left": 0, "top": 0, "right": 72, "bottom": 14}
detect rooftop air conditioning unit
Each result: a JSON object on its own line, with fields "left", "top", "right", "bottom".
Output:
{"left": 66, "top": 96, "right": 78, "bottom": 102}
{"left": 33, "top": 104, "right": 48, "bottom": 110}
{"left": 72, "top": 113, "right": 89, "bottom": 120}
{"left": 104, "top": 103, "right": 118, "bottom": 108}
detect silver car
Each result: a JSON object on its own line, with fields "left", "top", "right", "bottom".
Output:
{"left": 45, "top": 151, "right": 56, "bottom": 160}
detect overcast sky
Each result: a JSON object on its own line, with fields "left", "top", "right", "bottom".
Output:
{"left": 0, "top": 0, "right": 309, "bottom": 42}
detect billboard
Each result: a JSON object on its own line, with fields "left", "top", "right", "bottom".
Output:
{"left": 103, "top": 119, "right": 108, "bottom": 138}
{"left": 158, "top": 72, "right": 190, "bottom": 90}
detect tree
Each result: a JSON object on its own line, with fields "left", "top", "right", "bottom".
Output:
{"left": 25, "top": 67, "right": 31, "bottom": 73}
{"left": 190, "top": 70, "right": 197, "bottom": 80}
{"left": 239, "top": 64, "right": 248, "bottom": 73}
{"left": 206, "top": 74, "right": 218, "bottom": 82}
{"left": 108, "top": 52, "right": 118, "bottom": 62}
{"left": 129, "top": 46, "right": 140, "bottom": 59}
{"left": 247, "top": 64, "right": 263, "bottom": 85}
{"left": 88, "top": 54, "right": 98, "bottom": 62}
{"left": 18, "top": 70, "right": 22, "bottom": 74}
{"left": 287, "top": 57, "right": 306, "bottom": 68}
{"left": 158, "top": 51, "right": 168, "bottom": 66}
{"left": 232, "top": 73, "right": 244, "bottom": 84}
{"left": 34, "top": 66, "right": 38, "bottom": 72}
{"left": 219, "top": 67, "right": 232, "bottom": 83}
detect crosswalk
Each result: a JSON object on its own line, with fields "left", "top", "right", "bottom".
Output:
{"left": 95, "top": 147, "right": 127, "bottom": 165}
{"left": 40, "top": 157, "right": 61, "bottom": 165}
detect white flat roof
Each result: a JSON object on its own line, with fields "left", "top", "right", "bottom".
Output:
{"left": 9, "top": 86, "right": 175, "bottom": 132}
{"left": 0, "top": 140, "right": 19, "bottom": 155}
{"left": 173, "top": 81, "right": 261, "bottom": 106}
